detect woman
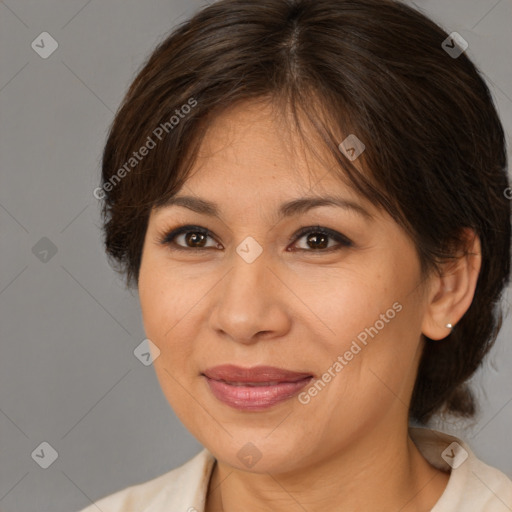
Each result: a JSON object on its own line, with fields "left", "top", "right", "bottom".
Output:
{"left": 80, "top": 0, "right": 512, "bottom": 510}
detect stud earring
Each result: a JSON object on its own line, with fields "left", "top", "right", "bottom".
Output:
{"left": 446, "top": 323, "right": 453, "bottom": 329}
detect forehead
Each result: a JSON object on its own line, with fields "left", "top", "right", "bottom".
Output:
{"left": 183, "top": 98, "right": 360, "bottom": 201}
{"left": 149, "top": 99, "right": 381, "bottom": 230}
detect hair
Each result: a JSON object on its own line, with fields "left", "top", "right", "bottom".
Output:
{"left": 99, "top": 0, "right": 511, "bottom": 424}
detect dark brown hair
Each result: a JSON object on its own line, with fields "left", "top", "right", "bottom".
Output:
{"left": 99, "top": 0, "right": 511, "bottom": 424}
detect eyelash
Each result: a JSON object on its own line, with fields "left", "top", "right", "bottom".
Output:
{"left": 157, "top": 224, "right": 353, "bottom": 254}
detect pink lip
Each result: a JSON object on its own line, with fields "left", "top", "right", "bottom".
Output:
{"left": 202, "top": 365, "right": 314, "bottom": 411}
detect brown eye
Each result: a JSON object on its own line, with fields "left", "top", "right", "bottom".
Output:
{"left": 159, "top": 225, "right": 221, "bottom": 251}
{"left": 158, "top": 224, "right": 352, "bottom": 254}
{"left": 303, "top": 232, "right": 329, "bottom": 250}
{"left": 290, "top": 226, "right": 353, "bottom": 253}
{"left": 183, "top": 231, "right": 208, "bottom": 248}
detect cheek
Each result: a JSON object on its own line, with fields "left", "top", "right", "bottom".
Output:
{"left": 138, "top": 258, "right": 210, "bottom": 390}
{"left": 138, "top": 265, "right": 198, "bottom": 414}
{"left": 311, "top": 270, "right": 395, "bottom": 344}
{"left": 305, "top": 270, "right": 420, "bottom": 400}
{"left": 140, "top": 288, "right": 193, "bottom": 364}
{"left": 139, "top": 258, "right": 181, "bottom": 358}
{"left": 139, "top": 252, "right": 189, "bottom": 335}
{"left": 299, "top": 309, "right": 419, "bottom": 440}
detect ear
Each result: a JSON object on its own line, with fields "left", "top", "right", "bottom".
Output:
{"left": 421, "top": 228, "right": 482, "bottom": 341}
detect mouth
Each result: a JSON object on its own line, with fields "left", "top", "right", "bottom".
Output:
{"left": 216, "top": 381, "right": 296, "bottom": 386}
{"left": 201, "top": 365, "right": 314, "bottom": 410}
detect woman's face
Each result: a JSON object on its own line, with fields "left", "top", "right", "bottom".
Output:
{"left": 138, "top": 99, "right": 433, "bottom": 474}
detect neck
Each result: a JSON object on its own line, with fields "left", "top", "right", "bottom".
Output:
{"left": 205, "top": 423, "right": 450, "bottom": 512}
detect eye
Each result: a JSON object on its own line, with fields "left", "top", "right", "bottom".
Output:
{"left": 289, "top": 225, "right": 353, "bottom": 253}
{"left": 157, "top": 224, "right": 353, "bottom": 253}
{"left": 157, "top": 225, "right": 222, "bottom": 251}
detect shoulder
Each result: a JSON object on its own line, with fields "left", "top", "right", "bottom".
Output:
{"left": 455, "top": 453, "right": 512, "bottom": 511}
{"left": 76, "top": 448, "right": 215, "bottom": 512}
{"left": 409, "top": 427, "right": 512, "bottom": 512}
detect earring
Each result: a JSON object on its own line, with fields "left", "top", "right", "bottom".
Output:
{"left": 446, "top": 323, "right": 453, "bottom": 329}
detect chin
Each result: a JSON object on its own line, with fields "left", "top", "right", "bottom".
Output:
{"left": 201, "top": 430, "right": 316, "bottom": 475}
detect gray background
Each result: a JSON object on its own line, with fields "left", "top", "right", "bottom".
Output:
{"left": 0, "top": 1, "right": 511, "bottom": 511}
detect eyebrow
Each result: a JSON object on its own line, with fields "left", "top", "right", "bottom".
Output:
{"left": 158, "top": 194, "right": 374, "bottom": 221}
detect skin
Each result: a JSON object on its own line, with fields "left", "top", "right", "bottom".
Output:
{"left": 138, "top": 98, "right": 481, "bottom": 511}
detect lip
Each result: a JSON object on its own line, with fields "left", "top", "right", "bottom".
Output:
{"left": 202, "top": 365, "right": 314, "bottom": 411}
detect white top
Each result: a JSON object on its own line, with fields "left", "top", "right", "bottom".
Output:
{"left": 77, "top": 428, "right": 512, "bottom": 511}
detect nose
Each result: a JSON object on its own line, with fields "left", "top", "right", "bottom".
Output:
{"left": 209, "top": 248, "right": 291, "bottom": 345}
